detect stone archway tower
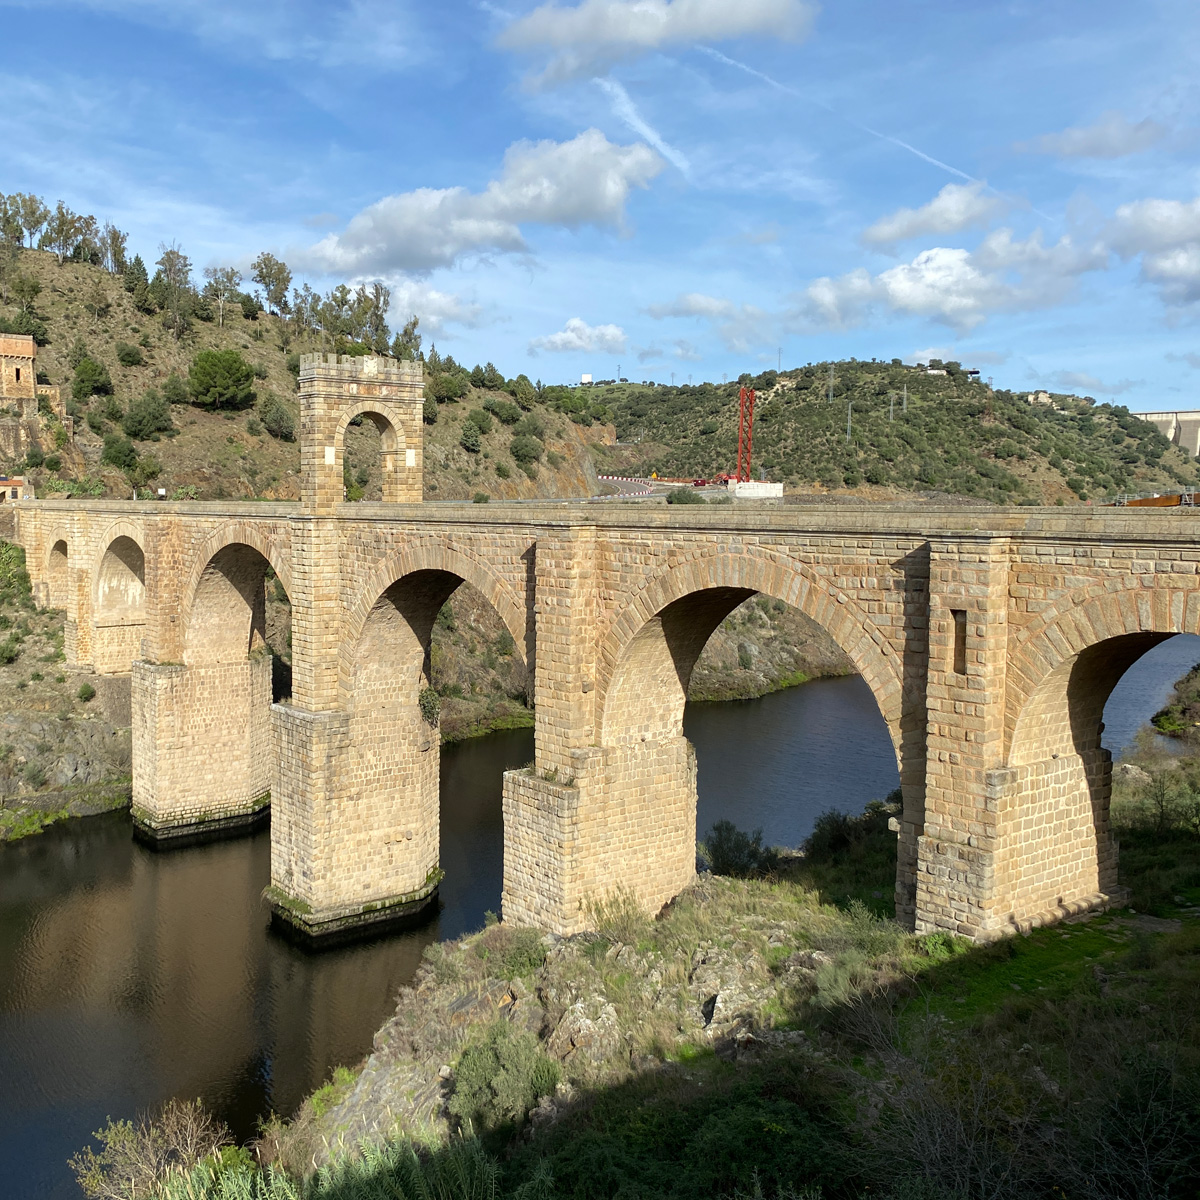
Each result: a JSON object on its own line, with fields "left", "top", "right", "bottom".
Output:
{"left": 299, "top": 353, "right": 424, "bottom": 512}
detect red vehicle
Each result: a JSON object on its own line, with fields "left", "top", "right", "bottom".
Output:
{"left": 692, "top": 478, "right": 708, "bottom": 487}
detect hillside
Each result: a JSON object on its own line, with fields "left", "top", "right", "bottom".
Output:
{"left": 0, "top": 248, "right": 608, "bottom": 502}
{"left": 588, "top": 364, "right": 1198, "bottom": 505}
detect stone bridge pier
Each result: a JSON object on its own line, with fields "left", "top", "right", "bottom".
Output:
{"left": 15, "top": 351, "right": 1200, "bottom": 945}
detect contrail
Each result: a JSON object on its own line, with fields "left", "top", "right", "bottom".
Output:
{"left": 595, "top": 77, "right": 691, "bottom": 178}
{"left": 697, "top": 45, "right": 979, "bottom": 185}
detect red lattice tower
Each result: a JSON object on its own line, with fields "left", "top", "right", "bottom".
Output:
{"left": 736, "top": 386, "right": 756, "bottom": 482}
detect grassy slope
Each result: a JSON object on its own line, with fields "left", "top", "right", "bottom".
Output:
{"left": 590, "top": 364, "right": 1199, "bottom": 505}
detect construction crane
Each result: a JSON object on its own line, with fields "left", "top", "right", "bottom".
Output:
{"left": 736, "top": 386, "right": 756, "bottom": 482}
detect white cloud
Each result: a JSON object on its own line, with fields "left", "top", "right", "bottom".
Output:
{"left": 386, "top": 280, "right": 484, "bottom": 338}
{"left": 800, "top": 229, "right": 1107, "bottom": 333}
{"left": 647, "top": 291, "right": 771, "bottom": 352}
{"left": 1108, "top": 197, "right": 1200, "bottom": 307}
{"left": 861, "top": 182, "right": 1005, "bottom": 248}
{"left": 1016, "top": 111, "right": 1166, "bottom": 158}
{"left": 529, "top": 317, "right": 627, "bottom": 354}
{"left": 306, "top": 130, "right": 662, "bottom": 275}
{"left": 1047, "top": 370, "right": 1139, "bottom": 395}
{"left": 637, "top": 345, "right": 665, "bottom": 362}
{"left": 498, "top": 0, "right": 815, "bottom": 87}
{"left": 1166, "top": 351, "right": 1200, "bottom": 369}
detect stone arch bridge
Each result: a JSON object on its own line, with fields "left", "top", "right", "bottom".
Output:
{"left": 14, "top": 355, "right": 1199, "bottom": 943}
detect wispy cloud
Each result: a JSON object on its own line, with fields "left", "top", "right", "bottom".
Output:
{"left": 498, "top": 0, "right": 815, "bottom": 87}
{"left": 1047, "top": 370, "right": 1139, "bottom": 395}
{"left": 648, "top": 291, "right": 772, "bottom": 352}
{"left": 595, "top": 78, "right": 690, "bottom": 177}
{"left": 1016, "top": 112, "right": 1167, "bottom": 159}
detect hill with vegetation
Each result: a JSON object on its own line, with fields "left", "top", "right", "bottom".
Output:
{"left": 589, "top": 363, "right": 1197, "bottom": 505}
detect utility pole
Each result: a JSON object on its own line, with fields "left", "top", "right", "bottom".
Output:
{"left": 617, "top": 363, "right": 621, "bottom": 381}
{"left": 828, "top": 363, "right": 834, "bottom": 404}
{"left": 777, "top": 347, "right": 781, "bottom": 372}
{"left": 902, "top": 384, "right": 907, "bottom": 414}
{"left": 889, "top": 392, "right": 895, "bottom": 422}
{"left": 671, "top": 371, "right": 675, "bottom": 386}
{"left": 688, "top": 373, "right": 692, "bottom": 386}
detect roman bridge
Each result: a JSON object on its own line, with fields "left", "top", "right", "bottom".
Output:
{"left": 12, "top": 354, "right": 1199, "bottom": 945}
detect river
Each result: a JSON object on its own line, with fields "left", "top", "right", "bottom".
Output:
{"left": 3, "top": 635, "right": 1197, "bottom": 1198}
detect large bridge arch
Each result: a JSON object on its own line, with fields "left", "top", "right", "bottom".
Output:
{"left": 91, "top": 521, "right": 147, "bottom": 674}
{"left": 45, "top": 534, "right": 70, "bottom": 610}
{"left": 994, "top": 579, "right": 1200, "bottom": 927}
{"left": 597, "top": 548, "right": 903, "bottom": 754}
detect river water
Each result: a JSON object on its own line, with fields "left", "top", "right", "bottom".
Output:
{"left": 4, "top": 636, "right": 1198, "bottom": 1198}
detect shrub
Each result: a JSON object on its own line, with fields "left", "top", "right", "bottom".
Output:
{"left": 25, "top": 445, "right": 44, "bottom": 469}
{"left": 85, "top": 411, "right": 104, "bottom": 435}
{"left": 419, "top": 686, "right": 440, "bottom": 726}
{"left": 43, "top": 454, "right": 61, "bottom": 472}
{"left": 422, "top": 397, "right": 438, "bottom": 425}
{"left": 123, "top": 389, "right": 173, "bottom": 440}
{"left": 448, "top": 1021, "right": 559, "bottom": 1135}
{"left": 700, "top": 819, "right": 779, "bottom": 877}
{"left": 161, "top": 373, "right": 188, "bottom": 405}
{"left": 474, "top": 923, "right": 547, "bottom": 978}
{"left": 484, "top": 396, "right": 523, "bottom": 424}
{"left": 251, "top": 361, "right": 269, "bottom": 380}
{"left": 515, "top": 414, "right": 546, "bottom": 440}
{"left": 461, "top": 422, "right": 482, "bottom": 453}
{"left": 468, "top": 408, "right": 494, "bottom": 435}
{"left": 101, "top": 433, "right": 138, "bottom": 471}
{"left": 259, "top": 395, "right": 295, "bottom": 441}
{"left": 473, "top": 491, "right": 490, "bottom": 503}
{"left": 667, "top": 487, "right": 706, "bottom": 504}
{"left": 510, "top": 434, "right": 542, "bottom": 466}
{"left": 77, "top": 682, "right": 96, "bottom": 702}
{"left": 72, "top": 357, "right": 113, "bottom": 401}
{"left": 245, "top": 415, "right": 263, "bottom": 437}
{"left": 0, "top": 634, "right": 19, "bottom": 664}
{"left": 115, "top": 342, "right": 144, "bottom": 367}
{"left": 495, "top": 462, "right": 511, "bottom": 479}
{"left": 187, "top": 349, "right": 256, "bottom": 410}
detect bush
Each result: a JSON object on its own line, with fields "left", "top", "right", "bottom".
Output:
{"left": 259, "top": 395, "right": 295, "bottom": 441}
{"left": 700, "top": 819, "right": 779, "bottom": 877}
{"left": 468, "top": 408, "right": 494, "bottom": 435}
{"left": 515, "top": 414, "right": 546, "bottom": 440}
{"left": 245, "top": 415, "right": 262, "bottom": 436}
{"left": 101, "top": 433, "right": 138, "bottom": 471}
{"left": 804, "top": 795, "right": 899, "bottom": 861}
{"left": 187, "top": 349, "right": 256, "bottom": 410}
{"left": 667, "top": 487, "right": 706, "bottom": 504}
{"left": 474, "top": 923, "right": 547, "bottom": 978}
{"left": 162, "top": 373, "right": 188, "bottom": 405}
{"left": 43, "top": 454, "right": 61, "bottom": 472}
{"left": 123, "top": 389, "right": 173, "bottom": 440}
{"left": 484, "top": 396, "right": 523, "bottom": 424}
{"left": 419, "top": 686, "right": 441, "bottom": 726}
{"left": 77, "top": 682, "right": 96, "bottom": 702}
{"left": 423, "top": 397, "right": 438, "bottom": 425}
{"left": 86, "top": 410, "right": 104, "bottom": 435}
{"left": 473, "top": 491, "right": 490, "bottom": 503}
{"left": 115, "top": 342, "right": 144, "bottom": 367}
{"left": 448, "top": 1022, "right": 559, "bottom": 1135}
{"left": 461, "top": 422, "right": 482, "bottom": 453}
{"left": 495, "top": 462, "right": 511, "bottom": 479}
{"left": 510, "top": 434, "right": 542, "bottom": 466}
{"left": 24, "top": 445, "right": 44, "bottom": 470}
{"left": 72, "top": 357, "right": 113, "bottom": 401}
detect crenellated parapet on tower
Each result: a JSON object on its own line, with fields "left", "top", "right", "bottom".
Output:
{"left": 298, "top": 353, "right": 424, "bottom": 511}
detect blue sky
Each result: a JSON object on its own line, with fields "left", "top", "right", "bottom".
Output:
{"left": 3, "top": 0, "right": 1199, "bottom": 408}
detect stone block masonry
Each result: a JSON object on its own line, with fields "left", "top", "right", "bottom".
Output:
{"left": 15, "top": 353, "right": 1200, "bottom": 941}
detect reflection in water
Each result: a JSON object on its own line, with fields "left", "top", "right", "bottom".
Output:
{"left": 0, "top": 729, "right": 533, "bottom": 1200}
{"left": 0, "top": 647, "right": 1190, "bottom": 1199}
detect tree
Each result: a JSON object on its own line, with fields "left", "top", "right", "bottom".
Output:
{"left": 123, "top": 389, "right": 174, "bottom": 440}
{"left": 100, "top": 222, "right": 128, "bottom": 274}
{"left": 11, "top": 275, "right": 41, "bottom": 315}
{"left": 0, "top": 194, "right": 22, "bottom": 245}
{"left": 460, "top": 422, "right": 481, "bottom": 453}
{"left": 510, "top": 374, "right": 536, "bottom": 409}
{"left": 72, "top": 357, "right": 113, "bottom": 401}
{"left": 363, "top": 281, "right": 390, "bottom": 353}
{"left": 124, "top": 254, "right": 148, "bottom": 294}
{"left": 101, "top": 432, "right": 138, "bottom": 470}
{"left": 483, "top": 362, "right": 505, "bottom": 390}
{"left": 156, "top": 243, "right": 192, "bottom": 341}
{"left": 162, "top": 373, "right": 188, "bottom": 405}
{"left": 40, "top": 201, "right": 83, "bottom": 264}
{"left": 290, "top": 283, "right": 320, "bottom": 335}
{"left": 391, "top": 314, "right": 421, "bottom": 361}
{"left": 188, "top": 349, "right": 256, "bottom": 409}
{"left": 259, "top": 395, "right": 295, "bottom": 441}
{"left": 510, "top": 433, "right": 543, "bottom": 465}
{"left": 202, "top": 266, "right": 242, "bottom": 328}
{"left": 14, "top": 194, "right": 49, "bottom": 248}
{"left": 0, "top": 239, "right": 18, "bottom": 305}
{"left": 251, "top": 252, "right": 292, "bottom": 315}
{"left": 470, "top": 364, "right": 486, "bottom": 387}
